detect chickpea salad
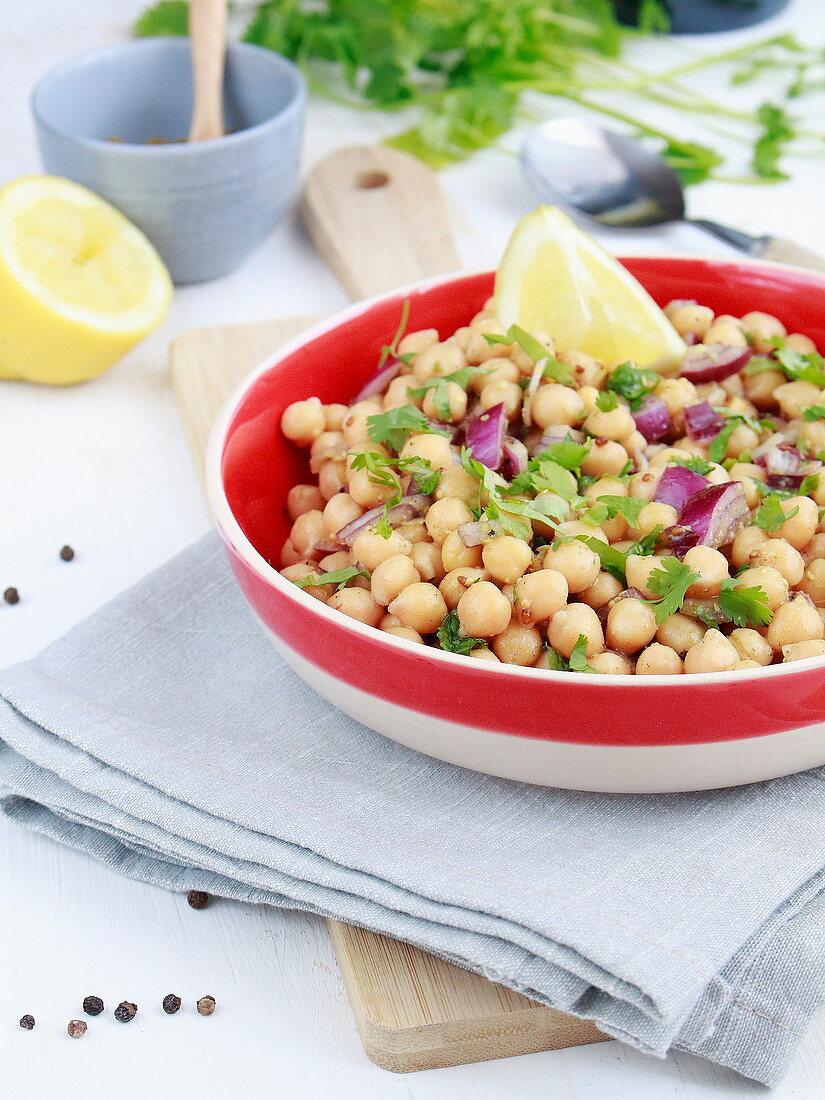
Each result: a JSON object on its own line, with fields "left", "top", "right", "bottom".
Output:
{"left": 278, "top": 299, "right": 825, "bottom": 676}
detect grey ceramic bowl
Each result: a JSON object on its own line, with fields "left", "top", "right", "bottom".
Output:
{"left": 32, "top": 38, "right": 306, "bottom": 284}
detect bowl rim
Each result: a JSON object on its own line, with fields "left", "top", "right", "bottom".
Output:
{"left": 206, "top": 258, "right": 825, "bottom": 688}
{"left": 31, "top": 37, "right": 306, "bottom": 154}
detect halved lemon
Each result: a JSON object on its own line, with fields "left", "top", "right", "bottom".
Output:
{"left": 0, "top": 176, "right": 172, "bottom": 385}
{"left": 494, "top": 206, "right": 685, "bottom": 368}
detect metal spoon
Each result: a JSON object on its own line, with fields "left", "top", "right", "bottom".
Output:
{"left": 521, "top": 117, "right": 825, "bottom": 272}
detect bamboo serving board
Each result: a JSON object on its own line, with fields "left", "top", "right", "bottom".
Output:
{"left": 169, "top": 145, "right": 609, "bottom": 1072}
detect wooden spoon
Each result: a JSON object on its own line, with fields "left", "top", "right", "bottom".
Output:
{"left": 188, "top": 0, "right": 227, "bottom": 143}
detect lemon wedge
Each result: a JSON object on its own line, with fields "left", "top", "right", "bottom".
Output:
{"left": 0, "top": 176, "right": 172, "bottom": 385}
{"left": 494, "top": 206, "right": 685, "bottom": 369}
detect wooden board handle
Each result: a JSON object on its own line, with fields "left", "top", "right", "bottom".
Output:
{"left": 188, "top": 0, "right": 227, "bottom": 142}
{"left": 761, "top": 235, "right": 825, "bottom": 274}
{"left": 303, "top": 146, "right": 461, "bottom": 300}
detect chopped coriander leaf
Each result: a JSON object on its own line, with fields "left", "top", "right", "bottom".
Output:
{"left": 753, "top": 494, "right": 796, "bottom": 532}
{"left": 539, "top": 438, "right": 591, "bottom": 472}
{"left": 578, "top": 537, "right": 627, "bottom": 584}
{"left": 751, "top": 339, "right": 825, "bottom": 387}
{"left": 295, "top": 566, "right": 370, "bottom": 591}
{"left": 673, "top": 453, "right": 717, "bottom": 475}
{"left": 708, "top": 420, "right": 738, "bottom": 464}
{"left": 628, "top": 524, "right": 664, "bottom": 556}
{"left": 507, "top": 454, "right": 579, "bottom": 502}
{"left": 800, "top": 473, "right": 821, "bottom": 495}
{"left": 437, "top": 609, "right": 485, "bottom": 655}
{"left": 375, "top": 299, "right": 411, "bottom": 374}
{"left": 646, "top": 557, "right": 700, "bottom": 624}
{"left": 802, "top": 405, "right": 825, "bottom": 422}
{"left": 718, "top": 577, "right": 773, "bottom": 628}
{"left": 375, "top": 513, "right": 393, "bottom": 539}
{"left": 606, "top": 362, "right": 659, "bottom": 411}
{"left": 543, "top": 645, "right": 569, "bottom": 672}
{"left": 596, "top": 495, "right": 646, "bottom": 527}
{"left": 408, "top": 366, "right": 479, "bottom": 419}
{"left": 350, "top": 450, "right": 401, "bottom": 492}
{"left": 569, "top": 635, "right": 598, "bottom": 673}
{"left": 350, "top": 450, "right": 441, "bottom": 503}
{"left": 461, "top": 447, "right": 568, "bottom": 538}
{"left": 367, "top": 405, "right": 451, "bottom": 451}
{"left": 483, "top": 325, "right": 574, "bottom": 384}
{"left": 596, "top": 390, "right": 619, "bottom": 412}
{"left": 582, "top": 503, "right": 610, "bottom": 527}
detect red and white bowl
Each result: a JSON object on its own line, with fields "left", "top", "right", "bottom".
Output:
{"left": 207, "top": 258, "right": 825, "bottom": 793}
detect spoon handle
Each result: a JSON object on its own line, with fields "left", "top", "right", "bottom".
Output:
{"left": 188, "top": 0, "right": 227, "bottom": 142}
{"left": 688, "top": 218, "right": 825, "bottom": 274}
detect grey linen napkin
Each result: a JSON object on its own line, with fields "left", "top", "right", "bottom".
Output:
{"left": 1, "top": 533, "right": 823, "bottom": 1085}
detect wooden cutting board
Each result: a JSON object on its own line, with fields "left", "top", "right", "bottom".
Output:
{"left": 169, "top": 146, "right": 609, "bottom": 1072}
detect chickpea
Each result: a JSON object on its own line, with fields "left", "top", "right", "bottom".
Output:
{"left": 511, "top": 331, "right": 554, "bottom": 374}
{"left": 627, "top": 467, "right": 663, "bottom": 503}
{"left": 774, "top": 380, "right": 822, "bottom": 421}
{"left": 544, "top": 540, "right": 600, "bottom": 593}
{"left": 727, "top": 464, "right": 766, "bottom": 509}
{"left": 397, "top": 328, "right": 438, "bottom": 358}
{"left": 801, "top": 419, "right": 825, "bottom": 455}
{"left": 411, "top": 541, "right": 445, "bottom": 584}
{"left": 383, "top": 376, "right": 416, "bottom": 410}
{"left": 724, "top": 424, "right": 760, "bottom": 460}
{"left": 684, "top": 629, "right": 740, "bottom": 674}
{"left": 655, "top": 377, "right": 699, "bottom": 423}
{"left": 456, "top": 581, "right": 512, "bottom": 637}
{"left": 440, "top": 529, "right": 482, "bottom": 572}
{"left": 634, "top": 502, "right": 678, "bottom": 540}
{"left": 656, "top": 612, "right": 707, "bottom": 654}
{"left": 578, "top": 571, "right": 624, "bottom": 610}
{"left": 588, "top": 651, "right": 633, "bottom": 675}
{"left": 492, "top": 622, "right": 544, "bottom": 666}
{"left": 479, "top": 379, "right": 523, "bottom": 419}
{"left": 482, "top": 536, "right": 534, "bottom": 584}
{"left": 739, "top": 311, "right": 786, "bottom": 354}
{"left": 743, "top": 368, "right": 785, "bottom": 410}
{"left": 386, "top": 582, "right": 447, "bottom": 634}
{"left": 281, "top": 564, "right": 333, "bottom": 602}
{"left": 472, "top": 646, "right": 501, "bottom": 662}
{"left": 636, "top": 643, "right": 684, "bottom": 675}
{"left": 799, "top": 559, "right": 825, "bottom": 606}
{"left": 351, "top": 530, "right": 412, "bottom": 570}
{"left": 514, "top": 569, "right": 569, "bottom": 624}
{"left": 683, "top": 546, "right": 729, "bottom": 598}
{"left": 666, "top": 302, "right": 714, "bottom": 339}
{"left": 318, "top": 460, "right": 347, "bottom": 500}
{"left": 399, "top": 432, "right": 454, "bottom": 470}
{"left": 280, "top": 539, "right": 303, "bottom": 568}
{"left": 322, "top": 492, "right": 362, "bottom": 537}
{"left": 412, "top": 340, "right": 467, "bottom": 382}
{"left": 767, "top": 594, "right": 824, "bottom": 649}
{"left": 548, "top": 604, "right": 604, "bottom": 658}
{"left": 736, "top": 564, "right": 789, "bottom": 612}
{"left": 606, "top": 598, "right": 657, "bottom": 654}
{"left": 782, "top": 640, "right": 825, "bottom": 662}
{"left": 555, "top": 521, "right": 608, "bottom": 544}
{"left": 703, "top": 316, "right": 748, "bottom": 347}
{"left": 583, "top": 476, "right": 628, "bottom": 501}
{"left": 721, "top": 373, "right": 744, "bottom": 399}
{"left": 394, "top": 520, "right": 429, "bottom": 545}
{"left": 471, "top": 357, "right": 519, "bottom": 391}
{"left": 310, "top": 429, "right": 344, "bottom": 468}
{"left": 583, "top": 404, "right": 636, "bottom": 443}
{"left": 772, "top": 496, "right": 818, "bottom": 551}
{"left": 281, "top": 396, "right": 326, "bottom": 446}
{"left": 327, "top": 587, "right": 382, "bottom": 627}
{"left": 370, "top": 554, "right": 420, "bottom": 606}
{"left": 625, "top": 554, "right": 664, "bottom": 599}
{"left": 804, "top": 533, "right": 825, "bottom": 566}
{"left": 749, "top": 540, "right": 805, "bottom": 586}
{"left": 531, "top": 384, "right": 586, "bottom": 429}
{"left": 319, "top": 550, "right": 351, "bottom": 572}
{"left": 558, "top": 349, "right": 606, "bottom": 388}
{"left": 323, "top": 403, "right": 349, "bottom": 431}
{"left": 729, "top": 628, "right": 773, "bottom": 667}
{"left": 287, "top": 483, "right": 325, "bottom": 521}
{"left": 462, "top": 319, "right": 512, "bottom": 365}
{"left": 731, "top": 525, "right": 769, "bottom": 568}
{"left": 440, "top": 567, "right": 489, "bottom": 609}
{"left": 341, "top": 400, "right": 382, "bottom": 447}
{"left": 348, "top": 466, "right": 396, "bottom": 509}
{"left": 732, "top": 659, "right": 761, "bottom": 670}
{"left": 425, "top": 498, "right": 474, "bottom": 545}
{"left": 290, "top": 509, "right": 325, "bottom": 557}
{"left": 434, "top": 465, "right": 478, "bottom": 507}
{"left": 423, "top": 382, "right": 467, "bottom": 423}
{"left": 785, "top": 332, "right": 818, "bottom": 355}
{"left": 649, "top": 447, "right": 694, "bottom": 468}
{"left": 582, "top": 439, "right": 632, "bottom": 478}
{"left": 382, "top": 625, "right": 425, "bottom": 644}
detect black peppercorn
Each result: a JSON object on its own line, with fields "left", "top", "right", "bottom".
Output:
{"left": 67, "top": 1019, "right": 87, "bottom": 1039}
{"left": 4, "top": 587, "right": 20, "bottom": 605}
{"left": 19, "top": 1014, "right": 35, "bottom": 1030}
{"left": 59, "top": 545, "right": 75, "bottom": 562}
{"left": 162, "top": 994, "right": 182, "bottom": 1015}
{"left": 187, "top": 890, "right": 209, "bottom": 910}
{"left": 83, "top": 995, "right": 104, "bottom": 1016}
{"left": 196, "top": 995, "right": 216, "bottom": 1016}
{"left": 114, "top": 1001, "right": 138, "bottom": 1023}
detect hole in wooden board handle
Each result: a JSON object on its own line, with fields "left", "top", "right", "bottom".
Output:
{"left": 356, "top": 170, "right": 390, "bottom": 190}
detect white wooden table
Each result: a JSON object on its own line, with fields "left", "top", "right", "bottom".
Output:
{"left": 1, "top": 2, "right": 823, "bottom": 1095}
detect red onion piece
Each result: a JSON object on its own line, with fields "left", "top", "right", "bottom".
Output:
{"left": 465, "top": 403, "right": 506, "bottom": 469}
{"left": 679, "top": 344, "right": 753, "bottom": 384}
{"left": 668, "top": 482, "right": 750, "bottom": 558}
{"left": 336, "top": 494, "right": 429, "bottom": 545}
{"left": 766, "top": 459, "right": 822, "bottom": 491}
{"left": 354, "top": 358, "right": 404, "bottom": 402}
{"left": 632, "top": 395, "right": 671, "bottom": 442}
{"left": 684, "top": 402, "right": 725, "bottom": 444}
{"left": 502, "top": 437, "right": 529, "bottom": 479}
{"left": 756, "top": 442, "right": 803, "bottom": 476}
{"left": 526, "top": 426, "right": 585, "bottom": 457}
{"left": 683, "top": 332, "right": 700, "bottom": 346}
{"left": 457, "top": 519, "right": 503, "bottom": 547}
{"left": 654, "top": 466, "right": 708, "bottom": 512}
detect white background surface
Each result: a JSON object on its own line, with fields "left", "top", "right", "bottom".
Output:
{"left": 1, "top": 1, "right": 824, "bottom": 1096}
